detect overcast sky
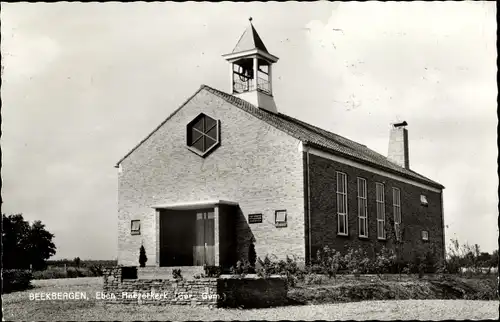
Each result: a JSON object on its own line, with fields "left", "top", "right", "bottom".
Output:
{"left": 1, "top": 2, "right": 497, "bottom": 259}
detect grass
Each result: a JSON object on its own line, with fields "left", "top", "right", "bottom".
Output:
{"left": 2, "top": 276, "right": 499, "bottom": 321}
{"left": 290, "top": 274, "right": 498, "bottom": 304}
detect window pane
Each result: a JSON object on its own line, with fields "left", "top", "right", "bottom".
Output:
{"left": 206, "top": 126, "right": 217, "bottom": 140}
{"left": 204, "top": 136, "right": 217, "bottom": 150}
{"left": 337, "top": 173, "right": 346, "bottom": 193}
{"left": 276, "top": 210, "right": 286, "bottom": 222}
{"left": 339, "top": 214, "right": 345, "bottom": 233}
{"left": 190, "top": 127, "right": 203, "bottom": 144}
{"left": 193, "top": 117, "right": 204, "bottom": 132}
{"left": 204, "top": 116, "right": 217, "bottom": 130}
{"left": 378, "top": 221, "right": 385, "bottom": 238}
{"left": 192, "top": 136, "right": 204, "bottom": 152}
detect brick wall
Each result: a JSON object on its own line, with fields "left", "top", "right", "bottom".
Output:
{"left": 118, "top": 88, "right": 305, "bottom": 266}
{"left": 102, "top": 267, "right": 218, "bottom": 306}
{"left": 306, "top": 152, "right": 444, "bottom": 263}
{"left": 102, "top": 268, "right": 288, "bottom": 308}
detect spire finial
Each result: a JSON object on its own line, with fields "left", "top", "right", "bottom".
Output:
{"left": 249, "top": 17, "right": 253, "bottom": 22}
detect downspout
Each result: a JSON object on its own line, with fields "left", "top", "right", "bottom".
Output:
{"left": 306, "top": 145, "right": 312, "bottom": 264}
{"left": 441, "top": 190, "right": 445, "bottom": 261}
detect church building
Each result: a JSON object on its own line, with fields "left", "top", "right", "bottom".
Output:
{"left": 115, "top": 19, "right": 445, "bottom": 270}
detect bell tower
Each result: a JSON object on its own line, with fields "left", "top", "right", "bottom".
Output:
{"left": 222, "top": 18, "right": 279, "bottom": 113}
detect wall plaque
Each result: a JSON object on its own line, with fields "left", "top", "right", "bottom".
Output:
{"left": 248, "top": 214, "right": 262, "bottom": 224}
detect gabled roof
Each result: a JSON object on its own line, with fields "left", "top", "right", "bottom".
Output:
{"left": 232, "top": 21, "right": 269, "bottom": 54}
{"left": 115, "top": 84, "right": 444, "bottom": 190}
{"left": 202, "top": 85, "right": 444, "bottom": 190}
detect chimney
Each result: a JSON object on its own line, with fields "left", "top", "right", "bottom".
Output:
{"left": 387, "top": 121, "right": 410, "bottom": 169}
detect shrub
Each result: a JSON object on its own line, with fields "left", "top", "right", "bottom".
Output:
{"left": 304, "top": 273, "right": 328, "bottom": 285}
{"left": 315, "top": 246, "right": 344, "bottom": 278}
{"left": 256, "top": 255, "right": 302, "bottom": 287}
{"left": 89, "top": 264, "right": 104, "bottom": 277}
{"left": 66, "top": 267, "right": 86, "bottom": 278}
{"left": 306, "top": 264, "right": 325, "bottom": 275}
{"left": 32, "top": 267, "right": 68, "bottom": 279}
{"left": 374, "top": 246, "right": 396, "bottom": 275}
{"left": 344, "top": 247, "right": 372, "bottom": 275}
{"left": 248, "top": 241, "right": 257, "bottom": 273}
{"left": 203, "top": 265, "right": 222, "bottom": 278}
{"left": 172, "top": 269, "right": 182, "bottom": 280}
{"left": 139, "top": 245, "right": 147, "bottom": 268}
{"left": 3, "top": 269, "right": 33, "bottom": 293}
{"left": 230, "top": 260, "right": 252, "bottom": 277}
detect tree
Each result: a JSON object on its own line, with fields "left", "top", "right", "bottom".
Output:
{"left": 139, "top": 245, "right": 147, "bottom": 267}
{"left": 73, "top": 257, "right": 81, "bottom": 268}
{"left": 490, "top": 250, "right": 499, "bottom": 268}
{"left": 2, "top": 214, "right": 56, "bottom": 270}
{"left": 27, "top": 220, "right": 57, "bottom": 270}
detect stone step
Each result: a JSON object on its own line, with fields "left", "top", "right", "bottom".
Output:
{"left": 138, "top": 266, "right": 205, "bottom": 279}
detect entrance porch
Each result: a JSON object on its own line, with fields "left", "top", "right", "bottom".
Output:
{"left": 152, "top": 200, "right": 238, "bottom": 273}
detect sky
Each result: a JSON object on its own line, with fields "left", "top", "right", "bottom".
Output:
{"left": 1, "top": 2, "right": 497, "bottom": 259}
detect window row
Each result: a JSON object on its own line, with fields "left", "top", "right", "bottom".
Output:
{"left": 335, "top": 172, "right": 402, "bottom": 240}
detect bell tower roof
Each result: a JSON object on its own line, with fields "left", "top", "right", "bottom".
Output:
{"left": 222, "top": 18, "right": 278, "bottom": 64}
{"left": 232, "top": 17, "right": 269, "bottom": 54}
{"left": 222, "top": 18, "right": 279, "bottom": 114}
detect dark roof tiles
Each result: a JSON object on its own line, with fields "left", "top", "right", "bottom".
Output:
{"left": 201, "top": 85, "right": 444, "bottom": 189}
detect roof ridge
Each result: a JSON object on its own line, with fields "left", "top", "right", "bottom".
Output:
{"left": 117, "top": 83, "right": 443, "bottom": 189}
{"left": 202, "top": 85, "right": 442, "bottom": 188}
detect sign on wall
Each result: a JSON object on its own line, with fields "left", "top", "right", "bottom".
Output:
{"left": 248, "top": 214, "right": 263, "bottom": 224}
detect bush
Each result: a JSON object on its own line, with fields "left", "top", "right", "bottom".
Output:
{"left": 139, "top": 245, "right": 147, "bottom": 268}
{"left": 306, "top": 264, "right": 325, "bottom": 275}
{"left": 248, "top": 242, "right": 257, "bottom": 273}
{"left": 66, "top": 267, "right": 86, "bottom": 278}
{"left": 89, "top": 264, "right": 104, "bottom": 277}
{"left": 373, "top": 246, "right": 396, "bottom": 275}
{"left": 203, "top": 265, "right": 222, "bottom": 278}
{"left": 32, "top": 267, "right": 68, "bottom": 279}
{"left": 3, "top": 269, "right": 33, "bottom": 293}
{"left": 172, "top": 268, "right": 182, "bottom": 280}
{"left": 315, "top": 246, "right": 344, "bottom": 278}
{"left": 230, "top": 260, "right": 253, "bottom": 277}
{"left": 256, "top": 255, "right": 302, "bottom": 287}
{"left": 344, "top": 247, "right": 372, "bottom": 275}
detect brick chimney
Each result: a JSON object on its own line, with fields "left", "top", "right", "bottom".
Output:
{"left": 388, "top": 121, "right": 410, "bottom": 169}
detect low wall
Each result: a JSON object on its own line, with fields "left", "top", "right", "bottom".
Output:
{"left": 103, "top": 267, "right": 218, "bottom": 306}
{"left": 103, "top": 268, "right": 288, "bottom": 308}
{"left": 217, "top": 275, "right": 288, "bottom": 308}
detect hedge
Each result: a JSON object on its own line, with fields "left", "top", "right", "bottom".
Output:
{"left": 3, "top": 269, "right": 33, "bottom": 293}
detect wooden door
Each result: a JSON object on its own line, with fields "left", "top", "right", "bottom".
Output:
{"left": 193, "top": 210, "right": 215, "bottom": 266}
{"left": 160, "top": 211, "right": 195, "bottom": 266}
